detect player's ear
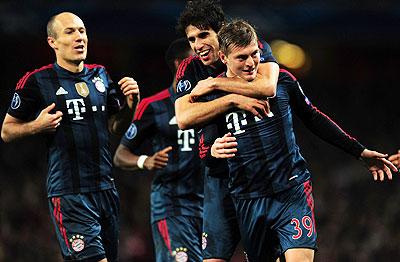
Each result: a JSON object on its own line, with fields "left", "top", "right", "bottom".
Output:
{"left": 219, "top": 50, "right": 227, "bottom": 64}
{"left": 47, "top": 36, "right": 57, "bottom": 50}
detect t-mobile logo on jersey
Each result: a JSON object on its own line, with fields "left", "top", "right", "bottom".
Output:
{"left": 67, "top": 99, "right": 86, "bottom": 120}
{"left": 226, "top": 110, "right": 274, "bottom": 135}
{"left": 66, "top": 99, "right": 105, "bottom": 120}
{"left": 177, "top": 129, "right": 195, "bottom": 151}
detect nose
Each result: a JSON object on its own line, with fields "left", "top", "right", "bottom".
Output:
{"left": 245, "top": 56, "right": 255, "bottom": 67}
{"left": 194, "top": 38, "right": 204, "bottom": 51}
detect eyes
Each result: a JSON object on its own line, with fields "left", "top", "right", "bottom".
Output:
{"left": 236, "top": 50, "right": 260, "bottom": 62}
{"left": 187, "top": 31, "right": 210, "bottom": 43}
{"left": 64, "top": 27, "right": 86, "bottom": 35}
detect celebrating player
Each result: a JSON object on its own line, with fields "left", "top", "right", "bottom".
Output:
{"left": 1, "top": 12, "right": 139, "bottom": 262}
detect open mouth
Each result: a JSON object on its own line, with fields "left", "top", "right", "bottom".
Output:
{"left": 243, "top": 68, "right": 255, "bottom": 74}
{"left": 74, "top": 45, "right": 85, "bottom": 52}
{"left": 198, "top": 49, "right": 210, "bottom": 59}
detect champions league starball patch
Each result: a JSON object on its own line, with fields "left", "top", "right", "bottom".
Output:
{"left": 69, "top": 234, "right": 85, "bottom": 252}
{"left": 176, "top": 80, "right": 191, "bottom": 93}
{"left": 172, "top": 247, "right": 188, "bottom": 262}
{"left": 202, "top": 232, "right": 208, "bottom": 250}
{"left": 125, "top": 123, "right": 137, "bottom": 139}
{"left": 92, "top": 76, "right": 106, "bottom": 93}
{"left": 10, "top": 93, "right": 21, "bottom": 109}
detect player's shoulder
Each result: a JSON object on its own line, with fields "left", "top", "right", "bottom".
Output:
{"left": 279, "top": 68, "right": 297, "bottom": 81}
{"left": 176, "top": 55, "right": 202, "bottom": 80}
{"left": 134, "top": 88, "right": 171, "bottom": 120}
{"left": 84, "top": 63, "right": 107, "bottom": 73}
{"left": 16, "top": 64, "right": 54, "bottom": 90}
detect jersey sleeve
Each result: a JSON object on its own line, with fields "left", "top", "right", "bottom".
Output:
{"left": 105, "top": 68, "right": 126, "bottom": 115}
{"left": 284, "top": 71, "right": 366, "bottom": 158}
{"left": 199, "top": 120, "right": 230, "bottom": 177}
{"left": 175, "top": 57, "right": 198, "bottom": 99}
{"left": 120, "top": 99, "right": 155, "bottom": 153}
{"left": 258, "top": 38, "right": 277, "bottom": 64}
{"left": 8, "top": 73, "right": 43, "bottom": 121}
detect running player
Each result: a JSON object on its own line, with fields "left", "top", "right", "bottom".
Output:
{"left": 1, "top": 12, "right": 139, "bottom": 262}
{"left": 175, "top": 0, "right": 279, "bottom": 261}
{"left": 209, "top": 19, "right": 397, "bottom": 261}
{"left": 113, "top": 38, "right": 203, "bottom": 261}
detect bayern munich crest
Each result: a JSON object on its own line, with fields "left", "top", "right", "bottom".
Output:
{"left": 172, "top": 247, "right": 188, "bottom": 262}
{"left": 92, "top": 76, "right": 105, "bottom": 93}
{"left": 69, "top": 234, "right": 85, "bottom": 252}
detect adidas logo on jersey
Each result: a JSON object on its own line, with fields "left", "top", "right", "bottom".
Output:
{"left": 56, "top": 86, "right": 68, "bottom": 95}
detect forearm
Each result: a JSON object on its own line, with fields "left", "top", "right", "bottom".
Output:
{"left": 175, "top": 94, "right": 236, "bottom": 129}
{"left": 1, "top": 115, "right": 39, "bottom": 142}
{"left": 113, "top": 145, "right": 140, "bottom": 171}
{"left": 108, "top": 104, "right": 134, "bottom": 136}
{"left": 303, "top": 111, "right": 365, "bottom": 158}
{"left": 213, "top": 62, "right": 279, "bottom": 98}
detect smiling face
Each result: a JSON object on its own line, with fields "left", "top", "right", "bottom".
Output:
{"left": 185, "top": 25, "right": 220, "bottom": 67}
{"left": 47, "top": 12, "right": 88, "bottom": 71}
{"left": 220, "top": 40, "right": 260, "bottom": 82}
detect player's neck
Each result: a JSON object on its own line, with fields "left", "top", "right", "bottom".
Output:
{"left": 57, "top": 59, "right": 84, "bottom": 73}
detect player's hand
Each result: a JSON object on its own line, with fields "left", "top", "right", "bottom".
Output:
{"left": 35, "top": 103, "right": 63, "bottom": 133}
{"left": 360, "top": 149, "right": 398, "bottom": 181}
{"left": 211, "top": 133, "right": 237, "bottom": 158}
{"left": 144, "top": 146, "right": 173, "bottom": 171}
{"left": 189, "top": 77, "right": 215, "bottom": 102}
{"left": 388, "top": 150, "right": 400, "bottom": 169}
{"left": 232, "top": 94, "right": 271, "bottom": 119}
{"left": 118, "top": 77, "right": 140, "bottom": 103}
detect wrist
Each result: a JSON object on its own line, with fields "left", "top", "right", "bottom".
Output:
{"left": 137, "top": 155, "right": 148, "bottom": 169}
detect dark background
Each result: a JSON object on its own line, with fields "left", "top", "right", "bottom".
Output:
{"left": 0, "top": 1, "right": 399, "bottom": 261}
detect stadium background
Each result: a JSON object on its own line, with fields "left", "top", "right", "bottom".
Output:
{"left": 0, "top": 0, "right": 399, "bottom": 261}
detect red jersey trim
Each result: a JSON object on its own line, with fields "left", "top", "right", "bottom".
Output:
{"left": 84, "top": 64, "right": 105, "bottom": 69}
{"left": 176, "top": 55, "right": 199, "bottom": 81}
{"left": 134, "top": 88, "right": 170, "bottom": 121}
{"left": 279, "top": 69, "right": 297, "bottom": 81}
{"left": 16, "top": 64, "right": 53, "bottom": 90}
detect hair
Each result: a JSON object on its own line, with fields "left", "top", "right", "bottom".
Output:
{"left": 176, "top": 0, "right": 226, "bottom": 35}
{"left": 47, "top": 14, "right": 58, "bottom": 38}
{"left": 165, "top": 38, "right": 192, "bottom": 74}
{"left": 218, "top": 19, "right": 258, "bottom": 55}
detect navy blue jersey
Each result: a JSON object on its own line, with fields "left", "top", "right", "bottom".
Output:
{"left": 120, "top": 86, "right": 203, "bottom": 223}
{"left": 219, "top": 69, "right": 365, "bottom": 199}
{"left": 176, "top": 39, "right": 277, "bottom": 176}
{"left": 8, "top": 63, "right": 124, "bottom": 197}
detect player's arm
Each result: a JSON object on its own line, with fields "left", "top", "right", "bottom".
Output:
{"left": 1, "top": 104, "right": 62, "bottom": 142}
{"left": 108, "top": 76, "right": 140, "bottom": 135}
{"left": 2, "top": 72, "right": 63, "bottom": 142}
{"left": 189, "top": 62, "right": 279, "bottom": 102}
{"left": 114, "top": 144, "right": 172, "bottom": 171}
{"left": 287, "top": 72, "right": 397, "bottom": 180}
{"left": 175, "top": 93, "right": 269, "bottom": 130}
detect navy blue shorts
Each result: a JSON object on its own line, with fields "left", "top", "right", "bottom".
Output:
{"left": 152, "top": 215, "right": 202, "bottom": 262}
{"left": 234, "top": 180, "right": 317, "bottom": 261}
{"left": 48, "top": 188, "right": 120, "bottom": 262}
{"left": 202, "top": 175, "right": 241, "bottom": 260}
